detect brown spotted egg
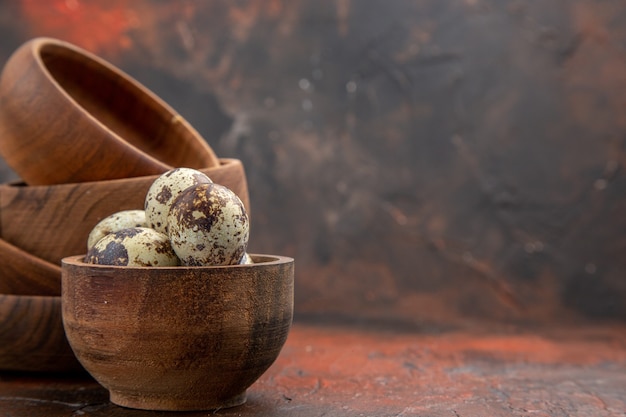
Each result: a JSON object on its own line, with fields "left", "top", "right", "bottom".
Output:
{"left": 167, "top": 183, "right": 249, "bottom": 266}
{"left": 145, "top": 167, "right": 212, "bottom": 234}
{"left": 86, "top": 227, "right": 180, "bottom": 267}
{"left": 87, "top": 209, "right": 147, "bottom": 250}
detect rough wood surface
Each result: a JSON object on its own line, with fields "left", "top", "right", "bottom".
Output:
{"left": 0, "top": 323, "right": 624, "bottom": 416}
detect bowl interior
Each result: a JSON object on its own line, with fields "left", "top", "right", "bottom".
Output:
{"left": 39, "top": 42, "right": 213, "bottom": 168}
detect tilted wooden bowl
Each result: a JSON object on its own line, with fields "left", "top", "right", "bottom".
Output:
{"left": 0, "top": 238, "right": 60, "bottom": 295}
{"left": 0, "top": 37, "right": 220, "bottom": 185}
{"left": 0, "top": 159, "right": 249, "bottom": 296}
{"left": 62, "top": 254, "right": 294, "bottom": 411}
{"left": 0, "top": 294, "right": 83, "bottom": 372}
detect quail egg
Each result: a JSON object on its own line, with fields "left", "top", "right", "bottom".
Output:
{"left": 86, "top": 227, "right": 180, "bottom": 267}
{"left": 145, "top": 167, "right": 212, "bottom": 234}
{"left": 87, "top": 209, "right": 147, "bottom": 250}
{"left": 167, "top": 183, "right": 249, "bottom": 266}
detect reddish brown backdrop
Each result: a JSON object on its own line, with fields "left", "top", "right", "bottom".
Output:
{"left": 1, "top": 0, "right": 624, "bottom": 327}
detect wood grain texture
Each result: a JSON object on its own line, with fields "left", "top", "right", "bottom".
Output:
{"left": 61, "top": 254, "right": 294, "bottom": 411}
{"left": 0, "top": 158, "right": 249, "bottom": 270}
{"left": 0, "top": 238, "right": 60, "bottom": 295}
{"left": 0, "top": 37, "right": 219, "bottom": 185}
{"left": 0, "top": 294, "right": 83, "bottom": 372}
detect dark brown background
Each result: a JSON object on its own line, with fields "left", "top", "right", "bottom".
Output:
{"left": 1, "top": 0, "right": 624, "bottom": 327}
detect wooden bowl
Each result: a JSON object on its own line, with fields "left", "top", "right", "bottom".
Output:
{"left": 0, "top": 37, "right": 220, "bottom": 185}
{"left": 62, "top": 254, "right": 294, "bottom": 411}
{"left": 0, "top": 294, "right": 83, "bottom": 372}
{"left": 0, "top": 238, "right": 61, "bottom": 296}
{"left": 0, "top": 158, "right": 249, "bottom": 297}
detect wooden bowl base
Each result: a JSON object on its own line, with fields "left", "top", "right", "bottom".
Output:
{"left": 109, "top": 389, "right": 247, "bottom": 411}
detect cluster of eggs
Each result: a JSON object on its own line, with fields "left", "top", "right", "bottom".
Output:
{"left": 85, "top": 168, "right": 251, "bottom": 267}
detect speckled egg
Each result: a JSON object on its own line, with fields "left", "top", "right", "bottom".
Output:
{"left": 167, "top": 183, "right": 249, "bottom": 266}
{"left": 87, "top": 209, "right": 147, "bottom": 250}
{"left": 86, "top": 227, "right": 180, "bottom": 267}
{"left": 145, "top": 168, "right": 212, "bottom": 234}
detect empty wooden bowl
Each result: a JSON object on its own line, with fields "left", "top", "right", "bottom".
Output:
{"left": 0, "top": 158, "right": 249, "bottom": 297}
{"left": 0, "top": 37, "right": 220, "bottom": 185}
{"left": 0, "top": 294, "right": 83, "bottom": 372}
{"left": 62, "top": 254, "right": 294, "bottom": 411}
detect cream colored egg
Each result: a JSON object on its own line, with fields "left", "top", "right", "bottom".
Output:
{"left": 85, "top": 227, "right": 180, "bottom": 267}
{"left": 167, "top": 183, "right": 249, "bottom": 266}
{"left": 87, "top": 209, "right": 147, "bottom": 250}
{"left": 144, "top": 168, "right": 212, "bottom": 234}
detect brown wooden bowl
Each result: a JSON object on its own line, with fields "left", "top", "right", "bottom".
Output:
{"left": 0, "top": 158, "right": 249, "bottom": 296}
{"left": 0, "top": 238, "right": 61, "bottom": 296}
{"left": 62, "top": 254, "right": 294, "bottom": 411}
{"left": 0, "top": 37, "right": 220, "bottom": 185}
{"left": 0, "top": 158, "right": 249, "bottom": 266}
{"left": 0, "top": 294, "right": 83, "bottom": 372}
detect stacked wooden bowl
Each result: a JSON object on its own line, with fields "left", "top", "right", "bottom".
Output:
{"left": 0, "top": 38, "right": 250, "bottom": 372}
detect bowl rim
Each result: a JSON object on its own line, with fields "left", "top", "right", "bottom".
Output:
{"left": 25, "top": 37, "right": 218, "bottom": 168}
{"left": 0, "top": 158, "right": 242, "bottom": 189}
{"left": 62, "top": 253, "right": 294, "bottom": 270}
{"left": 0, "top": 293, "right": 62, "bottom": 301}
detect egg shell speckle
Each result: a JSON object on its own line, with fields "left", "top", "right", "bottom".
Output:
{"left": 86, "top": 227, "right": 180, "bottom": 267}
{"left": 145, "top": 168, "right": 212, "bottom": 234}
{"left": 87, "top": 209, "right": 147, "bottom": 250}
{"left": 167, "top": 183, "right": 249, "bottom": 266}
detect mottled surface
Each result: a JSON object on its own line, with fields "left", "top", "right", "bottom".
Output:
{"left": 168, "top": 183, "right": 249, "bottom": 265}
{"left": 144, "top": 167, "right": 212, "bottom": 234}
{"left": 1, "top": 322, "right": 625, "bottom": 416}
{"left": 86, "top": 209, "right": 146, "bottom": 250}
{"left": 0, "top": 0, "right": 625, "bottom": 325}
{"left": 85, "top": 227, "right": 178, "bottom": 267}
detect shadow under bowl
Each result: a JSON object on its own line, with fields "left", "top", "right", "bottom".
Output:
{"left": 0, "top": 294, "right": 83, "bottom": 372}
{"left": 0, "top": 37, "right": 220, "bottom": 185}
{"left": 61, "top": 254, "right": 294, "bottom": 411}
